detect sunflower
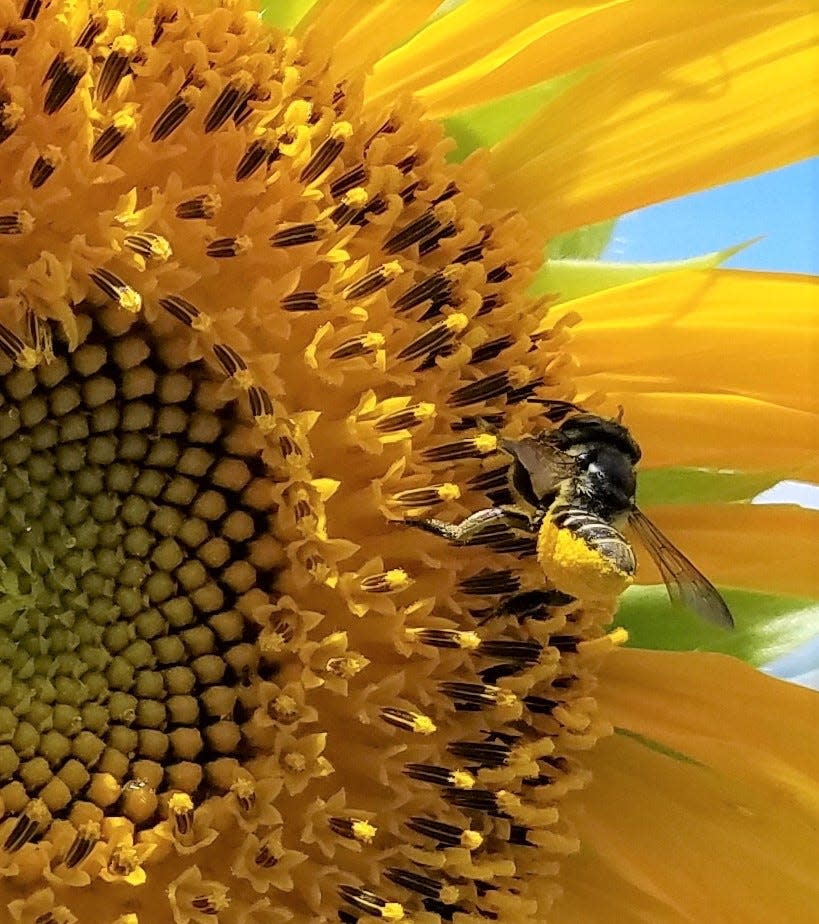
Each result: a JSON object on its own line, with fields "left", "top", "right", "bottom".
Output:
{"left": 0, "top": 1, "right": 816, "bottom": 922}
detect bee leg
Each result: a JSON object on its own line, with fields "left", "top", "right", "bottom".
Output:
{"left": 408, "top": 506, "right": 534, "bottom": 545}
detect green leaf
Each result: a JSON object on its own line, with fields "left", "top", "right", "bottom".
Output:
{"left": 615, "top": 584, "right": 819, "bottom": 667}
{"left": 260, "top": 0, "right": 315, "bottom": 29}
{"left": 530, "top": 239, "right": 758, "bottom": 303}
{"left": 546, "top": 221, "right": 617, "bottom": 261}
{"left": 443, "top": 72, "right": 583, "bottom": 162}
{"left": 636, "top": 467, "right": 782, "bottom": 507}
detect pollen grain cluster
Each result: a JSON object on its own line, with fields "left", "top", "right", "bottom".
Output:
{"left": 0, "top": 2, "right": 621, "bottom": 922}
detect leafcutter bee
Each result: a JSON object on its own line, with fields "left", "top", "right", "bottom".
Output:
{"left": 412, "top": 400, "right": 734, "bottom": 629}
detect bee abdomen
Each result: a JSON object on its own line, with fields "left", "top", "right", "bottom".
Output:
{"left": 550, "top": 505, "right": 636, "bottom": 575}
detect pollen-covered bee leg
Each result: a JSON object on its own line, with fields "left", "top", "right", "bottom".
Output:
{"left": 409, "top": 506, "right": 534, "bottom": 545}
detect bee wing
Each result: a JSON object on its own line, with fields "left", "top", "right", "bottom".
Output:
{"left": 499, "top": 436, "right": 575, "bottom": 500}
{"left": 629, "top": 508, "right": 734, "bottom": 630}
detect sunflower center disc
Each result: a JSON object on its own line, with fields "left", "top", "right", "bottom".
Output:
{"left": 0, "top": 309, "right": 278, "bottom": 825}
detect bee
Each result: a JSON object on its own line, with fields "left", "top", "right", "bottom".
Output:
{"left": 411, "top": 400, "right": 734, "bottom": 629}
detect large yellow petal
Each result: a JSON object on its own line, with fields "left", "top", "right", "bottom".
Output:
{"left": 488, "top": 9, "right": 819, "bottom": 237}
{"left": 637, "top": 502, "right": 819, "bottom": 597}
{"left": 367, "top": 1, "right": 767, "bottom": 116}
{"left": 553, "top": 732, "right": 819, "bottom": 924}
{"left": 297, "top": 0, "right": 440, "bottom": 75}
{"left": 549, "top": 270, "right": 819, "bottom": 414}
{"left": 596, "top": 647, "right": 819, "bottom": 814}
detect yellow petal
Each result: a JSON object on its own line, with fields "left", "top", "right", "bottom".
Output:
{"left": 609, "top": 391, "right": 819, "bottom": 474}
{"left": 636, "top": 502, "right": 819, "bottom": 598}
{"left": 554, "top": 270, "right": 819, "bottom": 414}
{"left": 553, "top": 732, "right": 819, "bottom": 924}
{"left": 596, "top": 648, "right": 819, "bottom": 814}
{"left": 367, "top": 1, "right": 782, "bottom": 117}
{"left": 298, "top": 0, "right": 440, "bottom": 75}
{"left": 488, "top": 8, "right": 819, "bottom": 236}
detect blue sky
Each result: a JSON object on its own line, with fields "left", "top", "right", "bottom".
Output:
{"left": 603, "top": 157, "right": 819, "bottom": 275}
{"left": 602, "top": 157, "right": 818, "bottom": 686}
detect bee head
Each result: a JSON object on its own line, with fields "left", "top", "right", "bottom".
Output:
{"left": 573, "top": 444, "right": 637, "bottom": 518}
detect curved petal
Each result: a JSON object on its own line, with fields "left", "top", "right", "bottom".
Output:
{"left": 488, "top": 9, "right": 819, "bottom": 236}
{"left": 551, "top": 270, "right": 819, "bottom": 414}
{"left": 297, "top": 0, "right": 439, "bottom": 75}
{"left": 595, "top": 648, "right": 819, "bottom": 814}
{"left": 367, "top": 1, "right": 786, "bottom": 117}
{"left": 636, "top": 502, "right": 819, "bottom": 598}
{"left": 553, "top": 732, "right": 819, "bottom": 924}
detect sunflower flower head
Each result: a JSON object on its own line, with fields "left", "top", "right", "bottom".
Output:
{"left": 0, "top": 1, "right": 731, "bottom": 922}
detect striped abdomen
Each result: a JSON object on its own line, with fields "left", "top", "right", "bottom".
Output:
{"left": 549, "top": 505, "right": 636, "bottom": 576}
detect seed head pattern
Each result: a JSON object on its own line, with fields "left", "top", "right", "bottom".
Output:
{"left": 0, "top": 2, "right": 625, "bottom": 921}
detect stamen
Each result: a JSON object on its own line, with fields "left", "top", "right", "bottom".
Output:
{"left": 0, "top": 210, "right": 34, "bottom": 234}
{"left": 212, "top": 343, "right": 248, "bottom": 379}
{"left": 396, "top": 312, "right": 467, "bottom": 361}
{"left": 393, "top": 267, "right": 457, "bottom": 313}
{"left": 300, "top": 122, "right": 353, "bottom": 184}
{"left": 330, "top": 332, "right": 384, "bottom": 359}
{"left": 26, "top": 307, "right": 54, "bottom": 363}
{"left": 470, "top": 335, "right": 515, "bottom": 365}
{"left": 73, "top": 15, "right": 107, "bottom": 49}
{"left": 206, "top": 235, "right": 252, "bottom": 258}
{"left": 29, "top": 146, "right": 63, "bottom": 188}
{"left": 385, "top": 867, "right": 455, "bottom": 902}
{"left": 329, "top": 188, "right": 369, "bottom": 228}
{"left": 388, "top": 483, "right": 460, "bottom": 509}
{"left": 151, "top": 86, "right": 199, "bottom": 142}
{"left": 330, "top": 163, "right": 368, "bottom": 199}
{"left": 236, "top": 137, "right": 277, "bottom": 181}
{"left": 384, "top": 204, "right": 454, "bottom": 255}
{"left": 3, "top": 799, "right": 49, "bottom": 852}
{"left": 418, "top": 222, "right": 457, "bottom": 257}
{"left": 123, "top": 232, "right": 172, "bottom": 261}
{"left": 438, "top": 681, "right": 518, "bottom": 710}
{"left": 458, "top": 569, "right": 520, "bottom": 595}
{"left": 343, "top": 261, "right": 403, "bottom": 300}
{"left": 96, "top": 36, "right": 138, "bottom": 101}
{"left": 269, "top": 222, "right": 324, "bottom": 248}
{"left": 446, "top": 740, "right": 511, "bottom": 767}
{"left": 175, "top": 191, "right": 221, "bottom": 220}
{"left": 63, "top": 821, "right": 100, "bottom": 867}
{"left": 338, "top": 885, "right": 405, "bottom": 922}
{"left": 329, "top": 816, "right": 377, "bottom": 844}
{"left": 477, "top": 638, "right": 542, "bottom": 661}
{"left": 158, "top": 295, "right": 213, "bottom": 331}
{"left": 403, "top": 763, "right": 475, "bottom": 789}
{"left": 169, "top": 792, "right": 195, "bottom": 837}
{"left": 89, "top": 268, "right": 142, "bottom": 313}
{"left": 421, "top": 433, "right": 499, "bottom": 462}
{"left": 360, "top": 569, "right": 410, "bottom": 593}
{"left": 204, "top": 77, "right": 252, "bottom": 133}
{"left": 0, "top": 320, "right": 38, "bottom": 368}
{"left": 405, "top": 817, "right": 482, "bottom": 850}
{"left": 90, "top": 110, "right": 137, "bottom": 161}
{"left": 405, "top": 627, "right": 480, "bottom": 650}
{"left": 281, "top": 291, "right": 323, "bottom": 312}
{"left": 373, "top": 402, "right": 434, "bottom": 433}
{"left": 448, "top": 372, "right": 511, "bottom": 407}
{"left": 380, "top": 708, "right": 436, "bottom": 735}
{"left": 44, "top": 50, "right": 88, "bottom": 115}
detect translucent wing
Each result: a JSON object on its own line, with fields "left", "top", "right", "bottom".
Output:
{"left": 499, "top": 436, "right": 575, "bottom": 501}
{"left": 629, "top": 508, "right": 734, "bottom": 630}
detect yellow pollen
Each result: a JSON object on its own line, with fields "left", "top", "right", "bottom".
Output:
{"left": 381, "top": 902, "right": 405, "bottom": 922}
{"left": 351, "top": 820, "right": 377, "bottom": 843}
{"left": 474, "top": 432, "right": 500, "bottom": 454}
{"left": 461, "top": 830, "right": 484, "bottom": 851}
{"left": 411, "top": 714, "right": 437, "bottom": 735}
{"left": 438, "top": 482, "right": 461, "bottom": 502}
{"left": 451, "top": 770, "right": 476, "bottom": 789}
